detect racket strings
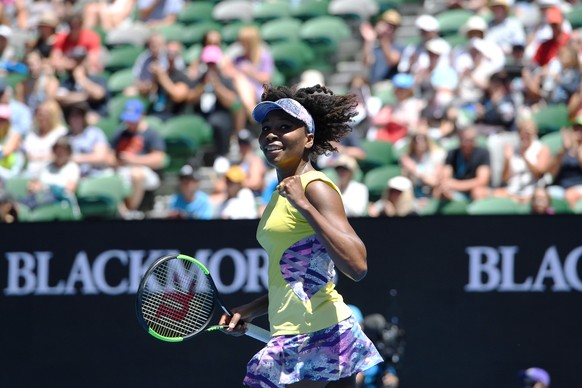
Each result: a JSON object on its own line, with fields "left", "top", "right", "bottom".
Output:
{"left": 141, "top": 260, "right": 216, "bottom": 338}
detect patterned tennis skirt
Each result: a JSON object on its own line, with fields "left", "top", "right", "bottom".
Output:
{"left": 243, "top": 315, "right": 383, "bottom": 388}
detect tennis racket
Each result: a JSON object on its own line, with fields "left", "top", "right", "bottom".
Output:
{"left": 136, "top": 253, "right": 271, "bottom": 343}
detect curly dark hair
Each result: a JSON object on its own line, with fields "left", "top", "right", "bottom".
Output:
{"left": 260, "top": 84, "right": 359, "bottom": 158}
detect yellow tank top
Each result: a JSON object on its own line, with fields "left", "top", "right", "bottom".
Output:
{"left": 257, "top": 170, "right": 353, "bottom": 336}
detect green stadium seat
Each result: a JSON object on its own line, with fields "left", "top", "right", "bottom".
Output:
{"left": 436, "top": 9, "right": 473, "bottom": 36}
{"left": 212, "top": 1, "right": 254, "bottom": 24}
{"left": 95, "top": 116, "right": 120, "bottom": 140}
{"left": 270, "top": 40, "right": 315, "bottom": 82}
{"left": 184, "top": 44, "right": 203, "bottom": 64}
{"left": 359, "top": 140, "right": 396, "bottom": 173}
{"left": 182, "top": 22, "right": 222, "bottom": 47}
{"left": 261, "top": 18, "right": 303, "bottom": 45}
{"left": 160, "top": 114, "right": 214, "bottom": 171}
{"left": 4, "top": 176, "right": 31, "bottom": 201}
{"left": 466, "top": 197, "right": 524, "bottom": 215}
{"left": 540, "top": 130, "right": 563, "bottom": 155}
{"left": 363, "top": 165, "right": 401, "bottom": 202}
{"left": 299, "top": 16, "right": 351, "bottom": 54}
{"left": 566, "top": 5, "right": 582, "bottom": 29}
{"left": 104, "top": 46, "right": 142, "bottom": 73}
{"left": 76, "top": 175, "right": 126, "bottom": 219}
{"left": 418, "top": 198, "right": 469, "bottom": 215}
{"left": 27, "top": 201, "right": 81, "bottom": 222}
{"left": 328, "top": 0, "right": 379, "bottom": 23}
{"left": 178, "top": 2, "right": 214, "bottom": 25}
{"left": 291, "top": 0, "right": 330, "bottom": 21}
{"left": 574, "top": 199, "right": 582, "bottom": 214}
{"left": 532, "top": 104, "right": 570, "bottom": 136}
{"left": 221, "top": 21, "right": 257, "bottom": 45}
{"left": 252, "top": 0, "right": 291, "bottom": 23}
{"left": 154, "top": 23, "right": 186, "bottom": 43}
{"left": 107, "top": 69, "right": 134, "bottom": 95}
{"left": 374, "top": 0, "right": 403, "bottom": 13}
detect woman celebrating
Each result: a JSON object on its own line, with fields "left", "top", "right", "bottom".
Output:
{"left": 219, "top": 84, "right": 382, "bottom": 387}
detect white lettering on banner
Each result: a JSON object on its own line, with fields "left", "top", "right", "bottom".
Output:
{"left": 3, "top": 248, "right": 268, "bottom": 296}
{"left": 465, "top": 245, "right": 582, "bottom": 292}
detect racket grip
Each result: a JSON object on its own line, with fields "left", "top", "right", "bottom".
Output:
{"left": 245, "top": 323, "right": 271, "bottom": 343}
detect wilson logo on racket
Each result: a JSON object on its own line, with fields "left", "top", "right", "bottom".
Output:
{"left": 136, "top": 254, "right": 271, "bottom": 343}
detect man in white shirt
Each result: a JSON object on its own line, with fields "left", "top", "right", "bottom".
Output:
{"left": 330, "top": 154, "right": 369, "bottom": 217}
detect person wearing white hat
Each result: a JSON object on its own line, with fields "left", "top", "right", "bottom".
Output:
{"left": 329, "top": 154, "right": 369, "bottom": 217}
{"left": 398, "top": 14, "right": 441, "bottom": 74}
{"left": 368, "top": 175, "right": 416, "bottom": 217}
{"left": 485, "top": 0, "right": 527, "bottom": 55}
{"left": 455, "top": 38, "right": 506, "bottom": 105}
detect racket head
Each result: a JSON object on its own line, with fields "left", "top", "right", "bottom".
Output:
{"left": 136, "top": 254, "right": 218, "bottom": 342}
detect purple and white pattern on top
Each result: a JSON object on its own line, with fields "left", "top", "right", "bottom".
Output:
{"left": 280, "top": 235, "right": 335, "bottom": 301}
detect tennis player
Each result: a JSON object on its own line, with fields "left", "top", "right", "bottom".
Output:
{"left": 219, "top": 84, "right": 383, "bottom": 387}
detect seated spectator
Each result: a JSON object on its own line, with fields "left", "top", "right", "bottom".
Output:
{"left": 15, "top": 50, "right": 59, "bottom": 112}
{"left": 0, "top": 104, "right": 25, "bottom": 181}
{"left": 50, "top": 13, "right": 102, "bottom": 75}
{"left": 149, "top": 41, "right": 191, "bottom": 121}
{"left": 517, "top": 367, "right": 551, "bottom": 388}
{"left": 23, "top": 135, "right": 80, "bottom": 211}
{"left": 485, "top": 0, "right": 526, "bottom": 56}
{"left": 530, "top": 185, "right": 556, "bottom": 215}
{"left": 55, "top": 46, "right": 109, "bottom": 123}
{"left": 26, "top": 11, "right": 59, "bottom": 60}
{"left": 474, "top": 72, "right": 516, "bottom": 135}
{"left": 137, "top": 0, "right": 183, "bottom": 27}
{"left": 455, "top": 38, "right": 505, "bottom": 106}
{"left": 398, "top": 14, "right": 441, "bottom": 74}
{"left": 131, "top": 33, "right": 185, "bottom": 99}
{"left": 22, "top": 99, "right": 68, "bottom": 178}
{"left": 0, "top": 190, "right": 19, "bottom": 223}
{"left": 187, "top": 29, "right": 223, "bottom": 80}
{"left": 360, "top": 9, "right": 403, "bottom": 85}
{"left": 110, "top": 99, "right": 166, "bottom": 215}
{"left": 492, "top": 117, "right": 551, "bottom": 203}
{"left": 369, "top": 73, "right": 424, "bottom": 144}
{"left": 545, "top": 43, "right": 581, "bottom": 105}
{"left": 188, "top": 45, "right": 241, "bottom": 165}
{"left": 329, "top": 154, "right": 369, "bottom": 217}
{"left": 215, "top": 165, "right": 257, "bottom": 219}
{"left": 84, "top": 0, "right": 135, "bottom": 31}
{"left": 227, "top": 26, "right": 274, "bottom": 120}
{"left": 167, "top": 164, "right": 213, "bottom": 220}
{"left": 400, "top": 132, "right": 446, "bottom": 200}
{"left": 0, "top": 25, "right": 16, "bottom": 66}
{"left": 532, "top": 6, "right": 570, "bottom": 68}
{"left": 415, "top": 38, "right": 457, "bottom": 126}
{"left": 234, "top": 128, "right": 265, "bottom": 195}
{"left": 0, "top": 81, "right": 33, "bottom": 159}
{"left": 65, "top": 102, "right": 112, "bottom": 178}
{"left": 546, "top": 118, "right": 582, "bottom": 208}
{"left": 368, "top": 176, "right": 416, "bottom": 217}
{"left": 434, "top": 127, "right": 491, "bottom": 201}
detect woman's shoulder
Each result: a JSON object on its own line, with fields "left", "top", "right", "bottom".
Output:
{"left": 301, "top": 170, "right": 341, "bottom": 194}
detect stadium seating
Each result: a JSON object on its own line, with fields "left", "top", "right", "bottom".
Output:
{"left": 178, "top": 2, "right": 215, "bottom": 25}
{"left": 358, "top": 140, "right": 396, "bottom": 173}
{"left": 104, "top": 46, "right": 142, "bottom": 73}
{"left": 107, "top": 69, "right": 134, "bottom": 95}
{"left": 260, "top": 18, "right": 303, "bottom": 45}
{"left": 363, "top": 164, "right": 401, "bottom": 201}
{"left": 466, "top": 197, "right": 525, "bottom": 215}
{"left": 291, "top": 0, "right": 331, "bottom": 21}
{"left": 419, "top": 198, "right": 469, "bottom": 215}
{"left": 436, "top": 9, "right": 473, "bottom": 37}
{"left": 76, "top": 175, "right": 126, "bottom": 219}
{"left": 252, "top": 0, "right": 292, "bottom": 23}
{"left": 532, "top": 104, "right": 570, "bottom": 137}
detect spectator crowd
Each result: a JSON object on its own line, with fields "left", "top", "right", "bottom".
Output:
{"left": 0, "top": 0, "right": 582, "bottom": 222}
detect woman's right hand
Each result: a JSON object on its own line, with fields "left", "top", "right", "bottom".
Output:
{"left": 218, "top": 304, "right": 256, "bottom": 337}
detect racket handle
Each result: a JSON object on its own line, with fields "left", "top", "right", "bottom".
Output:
{"left": 245, "top": 323, "right": 271, "bottom": 343}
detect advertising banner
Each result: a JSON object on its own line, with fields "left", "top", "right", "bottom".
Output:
{"left": 1, "top": 216, "right": 581, "bottom": 387}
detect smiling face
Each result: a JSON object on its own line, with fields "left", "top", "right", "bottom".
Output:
{"left": 258, "top": 110, "right": 313, "bottom": 173}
